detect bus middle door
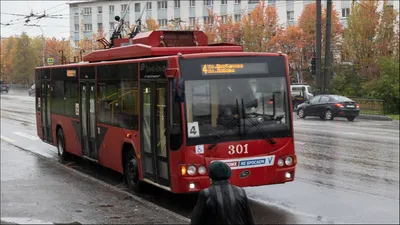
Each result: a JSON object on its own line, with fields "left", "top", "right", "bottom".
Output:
{"left": 41, "top": 80, "right": 52, "bottom": 143}
{"left": 80, "top": 81, "right": 97, "bottom": 160}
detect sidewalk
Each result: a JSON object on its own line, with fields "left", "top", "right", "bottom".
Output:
{"left": 0, "top": 141, "right": 189, "bottom": 224}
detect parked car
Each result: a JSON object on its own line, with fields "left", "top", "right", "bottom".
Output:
{"left": 28, "top": 84, "right": 35, "bottom": 96}
{"left": 0, "top": 80, "right": 9, "bottom": 93}
{"left": 297, "top": 94, "right": 360, "bottom": 121}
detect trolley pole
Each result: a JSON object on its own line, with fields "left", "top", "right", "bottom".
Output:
{"left": 315, "top": 0, "right": 322, "bottom": 95}
{"left": 324, "top": 0, "right": 333, "bottom": 94}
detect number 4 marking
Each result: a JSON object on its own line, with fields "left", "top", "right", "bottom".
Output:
{"left": 188, "top": 122, "right": 200, "bottom": 138}
{"left": 190, "top": 126, "right": 197, "bottom": 135}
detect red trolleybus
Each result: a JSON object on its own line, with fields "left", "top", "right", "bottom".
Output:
{"left": 35, "top": 30, "right": 296, "bottom": 193}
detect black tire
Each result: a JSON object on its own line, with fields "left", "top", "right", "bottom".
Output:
{"left": 319, "top": 116, "right": 325, "bottom": 120}
{"left": 347, "top": 116, "right": 355, "bottom": 121}
{"left": 57, "top": 128, "right": 70, "bottom": 160}
{"left": 125, "top": 151, "right": 143, "bottom": 192}
{"left": 324, "top": 109, "right": 334, "bottom": 120}
{"left": 297, "top": 108, "right": 306, "bottom": 118}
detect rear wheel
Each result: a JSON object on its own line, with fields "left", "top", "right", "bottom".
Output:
{"left": 298, "top": 108, "right": 306, "bottom": 118}
{"left": 57, "top": 129, "right": 70, "bottom": 160}
{"left": 125, "top": 151, "right": 143, "bottom": 192}
{"left": 347, "top": 116, "right": 355, "bottom": 121}
{"left": 324, "top": 109, "right": 334, "bottom": 120}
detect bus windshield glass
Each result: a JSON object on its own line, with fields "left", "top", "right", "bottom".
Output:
{"left": 179, "top": 56, "right": 291, "bottom": 145}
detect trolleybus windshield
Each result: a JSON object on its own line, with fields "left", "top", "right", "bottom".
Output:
{"left": 179, "top": 56, "right": 292, "bottom": 145}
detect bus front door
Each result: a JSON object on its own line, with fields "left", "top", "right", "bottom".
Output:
{"left": 80, "top": 82, "right": 97, "bottom": 160}
{"left": 41, "top": 81, "right": 52, "bottom": 143}
{"left": 141, "top": 82, "right": 170, "bottom": 188}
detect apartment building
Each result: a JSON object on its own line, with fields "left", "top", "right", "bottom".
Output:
{"left": 69, "top": 0, "right": 399, "bottom": 47}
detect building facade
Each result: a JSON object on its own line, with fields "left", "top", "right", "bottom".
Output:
{"left": 69, "top": 0, "right": 399, "bottom": 47}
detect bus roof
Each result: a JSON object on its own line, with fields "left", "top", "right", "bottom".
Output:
{"left": 83, "top": 30, "right": 244, "bottom": 62}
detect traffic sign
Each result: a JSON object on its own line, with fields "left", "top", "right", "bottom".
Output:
{"left": 47, "top": 58, "right": 54, "bottom": 65}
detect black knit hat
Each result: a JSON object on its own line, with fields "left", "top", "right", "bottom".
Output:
{"left": 208, "top": 161, "right": 232, "bottom": 181}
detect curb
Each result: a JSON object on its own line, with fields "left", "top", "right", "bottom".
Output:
{"left": 1, "top": 140, "right": 190, "bottom": 224}
{"left": 357, "top": 114, "right": 393, "bottom": 121}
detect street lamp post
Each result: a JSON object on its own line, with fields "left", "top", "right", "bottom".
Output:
{"left": 25, "top": 24, "right": 45, "bottom": 66}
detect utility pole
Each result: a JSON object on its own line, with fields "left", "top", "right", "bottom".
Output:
{"left": 25, "top": 24, "right": 45, "bottom": 66}
{"left": 315, "top": 0, "right": 322, "bottom": 95}
{"left": 324, "top": 0, "right": 332, "bottom": 94}
{"left": 79, "top": 49, "right": 85, "bottom": 62}
{"left": 59, "top": 50, "right": 64, "bottom": 64}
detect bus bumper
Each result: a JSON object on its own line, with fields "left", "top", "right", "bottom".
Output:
{"left": 174, "top": 166, "right": 295, "bottom": 193}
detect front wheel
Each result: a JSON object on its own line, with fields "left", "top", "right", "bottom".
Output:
{"left": 347, "top": 116, "right": 355, "bottom": 121}
{"left": 297, "top": 108, "right": 306, "bottom": 118}
{"left": 324, "top": 109, "right": 334, "bottom": 120}
{"left": 125, "top": 156, "right": 143, "bottom": 192}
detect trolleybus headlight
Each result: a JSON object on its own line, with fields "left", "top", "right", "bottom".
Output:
{"left": 285, "top": 157, "right": 293, "bottom": 166}
{"left": 277, "top": 158, "right": 284, "bottom": 167}
{"left": 189, "top": 183, "right": 196, "bottom": 189}
{"left": 285, "top": 172, "right": 291, "bottom": 179}
{"left": 198, "top": 166, "right": 206, "bottom": 175}
{"left": 187, "top": 165, "right": 196, "bottom": 176}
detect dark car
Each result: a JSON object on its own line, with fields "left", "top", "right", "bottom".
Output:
{"left": 0, "top": 80, "right": 9, "bottom": 93}
{"left": 297, "top": 95, "right": 360, "bottom": 121}
{"left": 28, "top": 84, "right": 35, "bottom": 96}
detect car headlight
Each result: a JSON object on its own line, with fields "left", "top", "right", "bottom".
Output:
{"left": 187, "top": 165, "right": 196, "bottom": 176}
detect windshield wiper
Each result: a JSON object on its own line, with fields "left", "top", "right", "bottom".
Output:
{"left": 241, "top": 98, "right": 276, "bottom": 145}
{"left": 208, "top": 99, "right": 241, "bottom": 150}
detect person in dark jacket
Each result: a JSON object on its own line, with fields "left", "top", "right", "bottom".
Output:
{"left": 190, "top": 161, "right": 255, "bottom": 225}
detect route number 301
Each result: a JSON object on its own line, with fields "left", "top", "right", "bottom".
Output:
{"left": 228, "top": 144, "right": 249, "bottom": 155}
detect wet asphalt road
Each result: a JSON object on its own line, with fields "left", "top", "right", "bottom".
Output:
{"left": 1, "top": 90, "right": 399, "bottom": 224}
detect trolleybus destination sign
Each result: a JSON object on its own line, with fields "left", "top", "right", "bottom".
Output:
{"left": 201, "top": 62, "right": 268, "bottom": 76}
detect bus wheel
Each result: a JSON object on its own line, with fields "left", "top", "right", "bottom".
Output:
{"left": 126, "top": 156, "right": 143, "bottom": 192}
{"left": 57, "top": 129, "right": 70, "bottom": 160}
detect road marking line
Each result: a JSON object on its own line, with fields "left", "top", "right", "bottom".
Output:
{"left": 13, "top": 131, "right": 39, "bottom": 140}
{"left": 1, "top": 135, "right": 16, "bottom": 143}
{"left": 295, "top": 141, "right": 306, "bottom": 145}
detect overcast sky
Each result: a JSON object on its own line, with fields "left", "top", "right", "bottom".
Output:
{"left": 1, "top": 1, "right": 71, "bottom": 39}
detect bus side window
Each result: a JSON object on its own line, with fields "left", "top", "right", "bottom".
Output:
{"left": 97, "top": 63, "right": 138, "bottom": 130}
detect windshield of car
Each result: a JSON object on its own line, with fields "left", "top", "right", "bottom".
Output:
{"left": 331, "top": 95, "right": 353, "bottom": 102}
{"left": 180, "top": 56, "right": 291, "bottom": 145}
